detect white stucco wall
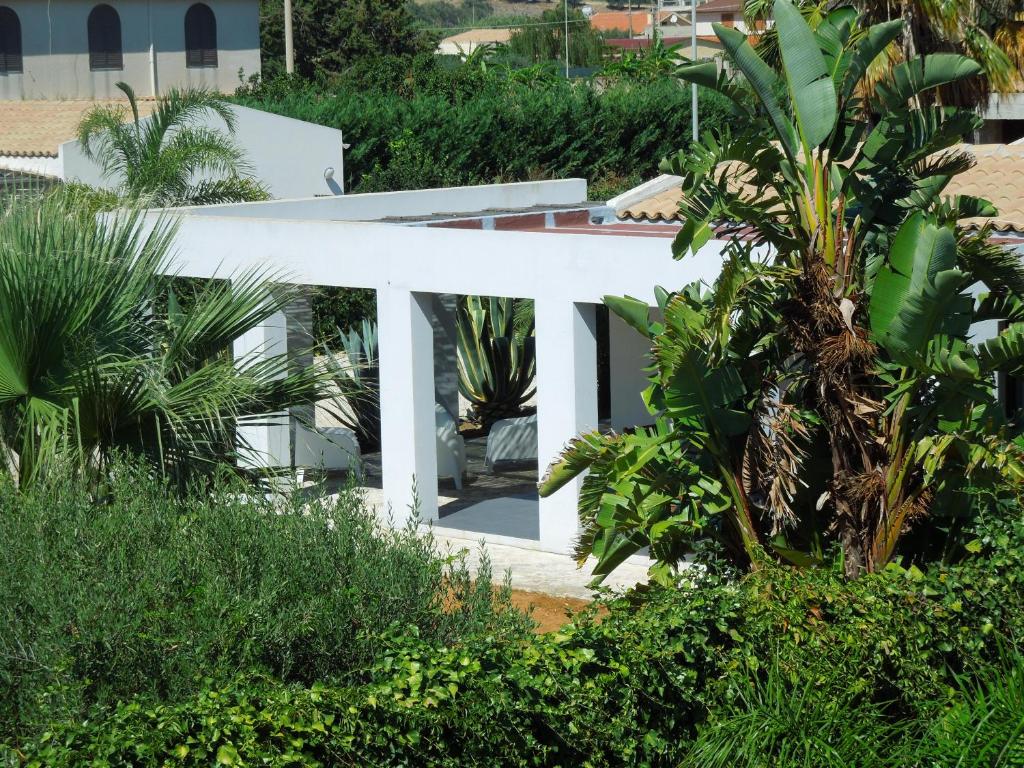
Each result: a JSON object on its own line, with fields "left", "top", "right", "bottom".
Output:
{"left": 135, "top": 181, "right": 737, "bottom": 554}
{"left": 0, "top": 0, "right": 260, "bottom": 100}
{"left": 59, "top": 104, "right": 347, "bottom": 199}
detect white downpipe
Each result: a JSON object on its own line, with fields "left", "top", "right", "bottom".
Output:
{"left": 148, "top": 0, "right": 158, "bottom": 96}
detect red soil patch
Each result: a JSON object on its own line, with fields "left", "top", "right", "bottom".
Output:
{"left": 509, "top": 589, "right": 594, "bottom": 633}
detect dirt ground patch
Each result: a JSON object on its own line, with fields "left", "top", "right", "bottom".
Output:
{"left": 510, "top": 589, "right": 594, "bottom": 633}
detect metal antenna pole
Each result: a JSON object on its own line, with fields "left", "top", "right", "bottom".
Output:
{"left": 564, "top": 0, "right": 570, "bottom": 78}
{"left": 284, "top": 0, "right": 295, "bottom": 74}
{"left": 690, "top": 0, "right": 698, "bottom": 141}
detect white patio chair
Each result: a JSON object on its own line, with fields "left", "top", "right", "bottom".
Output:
{"left": 484, "top": 413, "right": 538, "bottom": 472}
{"left": 436, "top": 404, "right": 467, "bottom": 489}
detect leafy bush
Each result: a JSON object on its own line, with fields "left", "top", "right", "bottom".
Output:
{"left": 0, "top": 462, "right": 529, "bottom": 737}
{"left": 234, "top": 63, "right": 734, "bottom": 196}
{"left": 11, "top": 504, "right": 1024, "bottom": 766}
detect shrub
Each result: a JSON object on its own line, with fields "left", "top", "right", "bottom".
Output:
{"left": 0, "top": 462, "right": 529, "bottom": 737}
{"left": 233, "top": 66, "right": 734, "bottom": 196}
{"left": 12, "top": 504, "right": 1024, "bottom": 766}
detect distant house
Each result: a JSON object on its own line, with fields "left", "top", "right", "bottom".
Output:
{"left": 980, "top": 94, "right": 1024, "bottom": 144}
{"left": 437, "top": 28, "right": 514, "bottom": 57}
{"left": 589, "top": 10, "right": 649, "bottom": 36}
{"left": 0, "top": 100, "right": 349, "bottom": 199}
{"left": 0, "top": 0, "right": 261, "bottom": 100}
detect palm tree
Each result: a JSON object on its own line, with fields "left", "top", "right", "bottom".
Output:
{"left": 0, "top": 194, "right": 317, "bottom": 488}
{"left": 77, "top": 82, "right": 268, "bottom": 207}
{"left": 743, "top": 0, "right": 1023, "bottom": 109}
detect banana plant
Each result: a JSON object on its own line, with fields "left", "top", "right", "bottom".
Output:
{"left": 541, "top": 0, "right": 1024, "bottom": 582}
{"left": 867, "top": 213, "right": 1024, "bottom": 567}
{"left": 541, "top": 252, "right": 796, "bottom": 582}
{"left": 457, "top": 296, "right": 536, "bottom": 428}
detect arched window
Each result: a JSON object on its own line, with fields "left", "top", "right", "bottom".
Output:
{"left": 184, "top": 3, "right": 217, "bottom": 68}
{"left": 88, "top": 4, "right": 123, "bottom": 71}
{"left": 0, "top": 7, "right": 22, "bottom": 74}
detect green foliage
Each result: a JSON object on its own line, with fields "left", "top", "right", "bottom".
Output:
{"left": 0, "top": 462, "right": 528, "bottom": 738}
{"left": 259, "top": 0, "right": 435, "bottom": 78}
{"left": 0, "top": 195, "right": 321, "bottom": 487}
{"left": 457, "top": 296, "right": 536, "bottom": 427}
{"left": 507, "top": 3, "right": 606, "bottom": 67}
{"left": 410, "top": 0, "right": 495, "bottom": 29}
{"left": 77, "top": 82, "right": 268, "bottom": 206}
{"left": 11, "top": 504, "right": 1024, "bottom": 765}
{"left": 542, "top": 0, "right": 1024, "bottom": 582}
{"left": 233, "top": 62, "right": 734, "bottom": 196}
{"left": 320, "top": 319, "right": 381, "bottom": 451}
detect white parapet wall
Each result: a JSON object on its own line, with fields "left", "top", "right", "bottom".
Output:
{"left": 59, "top": 105, "right": 347, "bottom": 199}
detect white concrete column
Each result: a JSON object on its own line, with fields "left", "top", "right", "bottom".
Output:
{"left": 536, "top": 299, "right": 599, "bottom": 554}
{"left": 378, "top": 288, "right": 439, "bottom": 524}
{"left": 233, "top": 308, "right": 290, "bottom": 469}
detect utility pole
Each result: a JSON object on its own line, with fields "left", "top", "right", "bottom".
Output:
{"left": 564, "top": 0, "right": 570, "bottom": 79}
{"left": 284, "top": 0, "right": 295, "bottom": 74}
{"left": 690, "top": 0, "right": 698, "bottom": 141}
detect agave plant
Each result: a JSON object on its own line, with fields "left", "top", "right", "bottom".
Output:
{"left": 0, "top": 194, "right": 319, "bottom": 488}
{"left": 320, "top": 320, "right": 381, "bottom": 452}
{"left": 77, "top": 81, "right": 268, "bottom": 207}
{"left": 457, "top": 296, "right": 536, "bottom": 428}
{"left": 542, "top": 0, "right": 1024, "bottom": 583}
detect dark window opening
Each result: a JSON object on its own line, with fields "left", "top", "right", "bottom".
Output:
{"left": 185, "top": 3, "right": 217, "bottom": 68}
{"left": 0, "top": 7, "right": 22, "bottom": 74}
{"left": 88, "top": 4, "right": 123, "bottom": 70}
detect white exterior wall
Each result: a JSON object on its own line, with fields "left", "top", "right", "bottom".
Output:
{"left": 0, "top": 0, "right": 260, "bottom": 100}
{"left": 59, "top": 104, "right": 347, "bottom": 198}
{"left": 138, "top": 181, "right": 736, "bottom": 554}
{"left": 609, "top": 311, "right": 655, "bottom": 431}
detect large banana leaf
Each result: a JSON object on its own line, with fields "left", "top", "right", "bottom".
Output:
{"left": 869, "top": 213, "right": 958, "bottom": 338}
{"left": 713, "top": 22, "right": 798, "bottom": 159}
{"left": 774, "top": 0, "right": 837, "bottom": 150}
{"left": 875, "top": 54, "right": 983, "bottom": 111}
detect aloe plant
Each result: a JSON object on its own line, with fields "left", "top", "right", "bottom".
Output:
{"left": 321, "top": 320, "right": 380, "bottom": 452}
{"left": 457, "top": 296, "right": 536, "bottom": 428}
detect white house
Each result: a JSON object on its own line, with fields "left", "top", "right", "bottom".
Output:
{"left": 0, "top": 101, "right": 349, "bottom": 199}
{"left": 139, "top": 179, "right": 735, "bottom": 555}
{"left": 0, "top": 0, "right": 260, "bottom": 100}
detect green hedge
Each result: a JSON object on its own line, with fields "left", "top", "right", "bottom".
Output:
{"left": 10, "top": 509, "right": 1024, "bottom": 766}
{"left": 234, "top": 66, "right": 735, "bottom": 196}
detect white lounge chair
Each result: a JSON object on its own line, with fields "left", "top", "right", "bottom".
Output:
{"left": 436, "top": 404, "right": 467, "bottom": 489}
{"left": 294, "top": 424, "right": 361, "bottom": 473}
{"left": 484, "top": 413, "right": 538, "bottom": 472}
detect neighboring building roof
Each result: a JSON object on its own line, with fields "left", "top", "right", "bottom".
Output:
{"left": 0, "top": 100, "right": 157, "bottom": 159}
{"left": 605, "top": 35, "right": 723, "bottom": 50}
{"left": 589, "top": 11, "right": 649, "bottom": 34}
{"left": 696, "top": 0, "right": 743, "bottom": 14}
{"left": 615, "top": 144, "right": 1024, "bottom": 233}
{"left": 438, "top": 27, "right": 515, "bottom": 47}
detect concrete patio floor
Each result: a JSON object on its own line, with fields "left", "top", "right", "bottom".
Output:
{"left": 353, "top": 436, "right": 651, "bottom": 599}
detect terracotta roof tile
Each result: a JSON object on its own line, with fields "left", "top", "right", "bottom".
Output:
{"left": 589, "top": 11, "right": 649, "bottom": 34}
{"left": 620, "top": 143, "right": 1024, "bottom": 233}
{"left": 0, "top": 99, "right": 157, "bottom": 158}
